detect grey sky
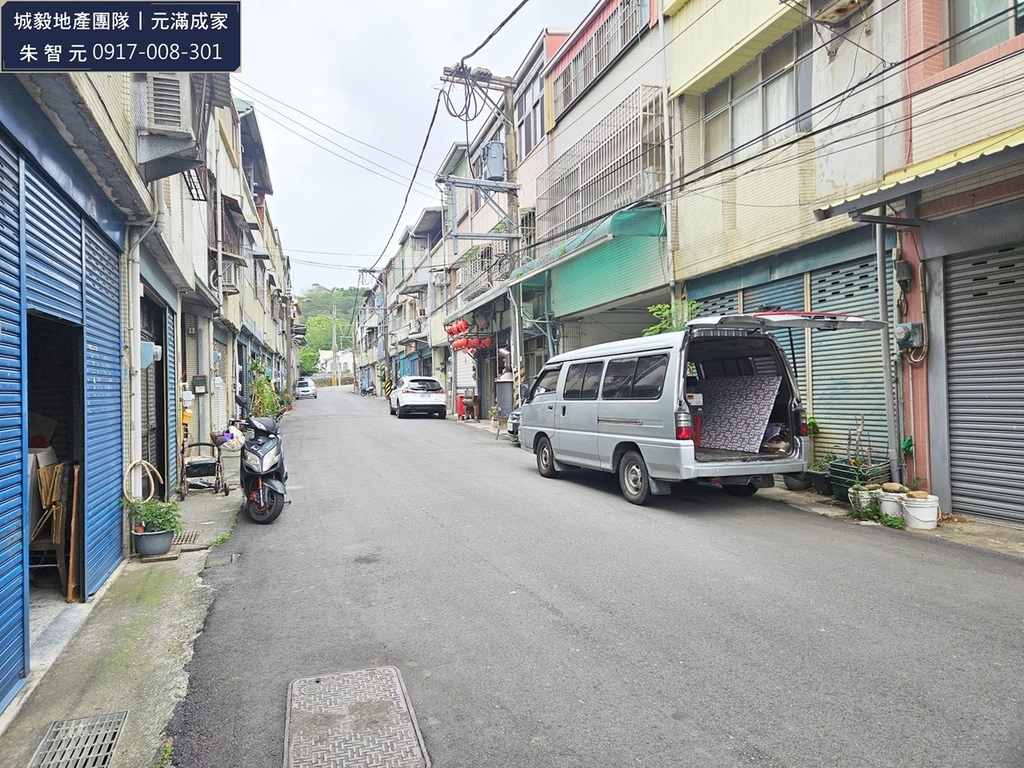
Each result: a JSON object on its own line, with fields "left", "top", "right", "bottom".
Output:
{"left": 238, "top": 0, "right": 598, "bottom": 295}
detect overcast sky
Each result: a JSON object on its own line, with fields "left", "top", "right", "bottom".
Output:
{"left": 237, "top": 0, "right": 599, "bottom": 296}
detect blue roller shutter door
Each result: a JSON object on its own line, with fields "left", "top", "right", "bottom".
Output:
{"left": 24, "top": 167, "right": 83, "bottom": 322}
{"left": 25, "top": 166, "right": 122, "bottom": 596}
{"left": 83, "top": 226, "right": 123, "bottom": 593}
{"left": 0, "top": 135, "right": 26, "bottom": 708}
{"left": 166, "top": 312, "right": 178, "bottom": 493}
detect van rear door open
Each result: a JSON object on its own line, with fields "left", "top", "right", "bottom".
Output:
{"left": 686, "top": 312, "right": 887, "bottom": 332}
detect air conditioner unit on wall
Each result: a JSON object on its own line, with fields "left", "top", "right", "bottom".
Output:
{"left": 809, "top": 0, "right": 869, "bottom": 24}
{"left": 146, "top": 72, "right": 194, "bottom": 137}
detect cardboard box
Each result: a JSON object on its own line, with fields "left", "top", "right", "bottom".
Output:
{"left": 28, "top": 447, "right": 58, "bottom": 536}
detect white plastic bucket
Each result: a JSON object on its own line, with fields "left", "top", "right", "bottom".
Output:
{"left": 901, "top": 495, "right": 939, "bottom": 530}
{"left": 873, "top": 490, "right": 905, "bottom": 519}
{"left": 848, "top": 488, "right": 872, "bottom": 510}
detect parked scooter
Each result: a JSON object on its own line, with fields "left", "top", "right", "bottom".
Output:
{"left": 234, "top": 394, "right": 287, "bottom": 524}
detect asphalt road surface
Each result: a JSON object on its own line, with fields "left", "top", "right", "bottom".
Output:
{"left": 167, "top": 387, "right": 1024, "bottom": 767}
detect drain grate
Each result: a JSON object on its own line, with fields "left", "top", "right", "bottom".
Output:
{"left": 173, "top": 530, "right": 200, "bottom": 546}
{"left": 29, "top": 711, "right": 128, "bottom": 768}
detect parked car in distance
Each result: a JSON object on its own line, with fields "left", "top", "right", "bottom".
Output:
{"left": 390, "top": 375, "right": 447, "bottom": 419}
{"left": 507, "top": 407, "right": 521, "bottom": 436}
{"left": 295, "top": 377, "right": 317, "bottom": 399}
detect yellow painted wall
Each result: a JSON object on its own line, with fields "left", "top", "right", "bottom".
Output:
{"left": 667, "top": 0, "right": 802, "bottom": 96}
{"left": 672, "top": 141, "right": 852, "bottom": 280}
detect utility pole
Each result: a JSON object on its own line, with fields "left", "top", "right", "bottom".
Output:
{"left": 331, "top": 304, "right": 338, "bottom": 387}
{"left": 502, "top": 81, "right": 525, "bottom": 411}
{"left": 439, "top": 64, "right": 525, "bottom": 409}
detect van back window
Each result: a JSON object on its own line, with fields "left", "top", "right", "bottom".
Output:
{"left": 602, "top": 355, "right": 668, "bottom": 400}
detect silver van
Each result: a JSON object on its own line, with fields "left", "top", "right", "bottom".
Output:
{"left": 518, "top": 312, "right": 883, "bottom": 504}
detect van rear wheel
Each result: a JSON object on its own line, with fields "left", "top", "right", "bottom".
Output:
{"left": 536, "top": 436, "right": 559, "bottom": 478}
{"left": 619, "top": 450, "right": 653, "bottom": 505}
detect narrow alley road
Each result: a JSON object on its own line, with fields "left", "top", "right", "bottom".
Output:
{"left": 167, "top": 387, "right": 1024, "bottom": 767}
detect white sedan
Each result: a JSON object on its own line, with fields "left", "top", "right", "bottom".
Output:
{"left": 389, "top": 376, "right": 447, "bottom": 419}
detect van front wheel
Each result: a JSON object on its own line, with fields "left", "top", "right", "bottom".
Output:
{"left": 619, "top": 450, "right": 653, "bottom": 505}
{"left": 536, "top": 436, "right": 559, "bottom": 478}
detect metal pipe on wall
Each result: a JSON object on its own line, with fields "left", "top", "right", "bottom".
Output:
{"left": 126, "top": 187, "right": 162, "bottom": 498}
{"left": 876, "top": 216, "right": 901, "bottom": 482}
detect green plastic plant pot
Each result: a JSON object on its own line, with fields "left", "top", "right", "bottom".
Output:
{"left": 132, "top": 530, "right": 174, "bottom": 557}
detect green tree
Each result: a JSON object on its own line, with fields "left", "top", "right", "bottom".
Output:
{"left": 642, "top": 300, "right": 701, "bottom": 336}
{"left": 295, "top": 285, "right": 362, "bottom": 353}
{"left": 298, "top": 346, "right": 320, "bottom": 376}
{"left": 304, "top": 315, "right": 334, "bottom": 351}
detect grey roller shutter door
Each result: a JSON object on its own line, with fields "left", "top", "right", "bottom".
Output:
{"left": 945, "top": 246, "right": 1024, "bottom": 523}
{"left": 809, "top": 258, "right": 888, "bottom": 461}
{"left": 744, "top": 276, "right": 807, "bottom": 403}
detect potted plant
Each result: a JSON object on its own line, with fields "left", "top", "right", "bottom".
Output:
{"left": 123, "top": 497, "right": 184, "bottom": 557}
{"left": 806, "top": 452, "right": 837, "bottom": 494}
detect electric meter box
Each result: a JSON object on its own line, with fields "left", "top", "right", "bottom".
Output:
{"left": 894, "top": 322, "right": 924, "bottom": 349}
{"left": 484, "top": 141, "right": 506, "bottom": 181}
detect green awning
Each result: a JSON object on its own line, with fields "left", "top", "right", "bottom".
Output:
{"left": 509, "top": 207, "right": 665, "bottom": 286}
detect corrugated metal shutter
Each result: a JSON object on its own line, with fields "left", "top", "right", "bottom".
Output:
{"left": 212, "top": 340, "right": 227, "bottom": 433}
{"left": 140, "top": 301, "right": 160, "bottom": 497}
{"left": 744, "top": 276, "right": 808, "bottom": 402}
{"left": 692, "top": 291, "right": 739, "bottom": 318}
{"left": 809, "top": 258, "right": 887, "bottom": 460}
{"left": 945, "top": 246, "right": 1024, "bottom": 523}
{"left": 24, "top": 166, "right": 83, "bottom": 323}
{"left": 239, "top": 340, "right": 250, "bottom": 405}
{"left": 83, "top": 225, "right": 123, "bottom": 594}
{"left": 166, "top": 311, "right": 178, "bottom": 492}
{"left": 0, "top": 134, "right": 27, "bottom": 707}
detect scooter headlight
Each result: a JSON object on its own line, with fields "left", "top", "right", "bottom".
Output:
{"left": 243, "top": 445, "right": 280, "bottom": 473}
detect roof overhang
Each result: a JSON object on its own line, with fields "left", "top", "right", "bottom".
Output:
{"left": 412, "top": 207, "right": 443, "bottom": 237}
{"left": 814, "top": 132, "right": 1024, "bottom": 221}
{"left": 444, "top": 282, "right": 508, "bottom": 325}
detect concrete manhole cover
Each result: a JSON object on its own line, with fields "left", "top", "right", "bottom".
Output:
{"left": 285, "top": 667, "right": 429, "bottom": 768}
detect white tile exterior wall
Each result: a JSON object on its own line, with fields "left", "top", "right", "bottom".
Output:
{"left": 912, "top": 55, "right": 1024, "bottom": 162}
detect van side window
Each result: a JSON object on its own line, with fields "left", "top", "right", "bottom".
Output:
{"left": 602, "top": 358, "right": 637, "bottom": 399}
{"left": 531, "top": 366, "right": 561, "bottom": 398}
{"left": 581, "top": 362, "right": 603, "bottom": 399}
{"left": 563, "top": 362, "right": 603, "bottom": 400}
{"left": 602, "top": 355, "right": 668, "bottom": 400}
{"left": 563, "top": 364, "right": 586, "bottom": 400}
{"left": 632, "top": 355, "right": 668, "bottom": 399}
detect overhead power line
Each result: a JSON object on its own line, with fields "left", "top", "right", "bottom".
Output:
{"left": 238, "top": 94, "right": 439, "bottom": 197}
{"left": 369, "top": 91, "right": 444, "bottom": 273}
